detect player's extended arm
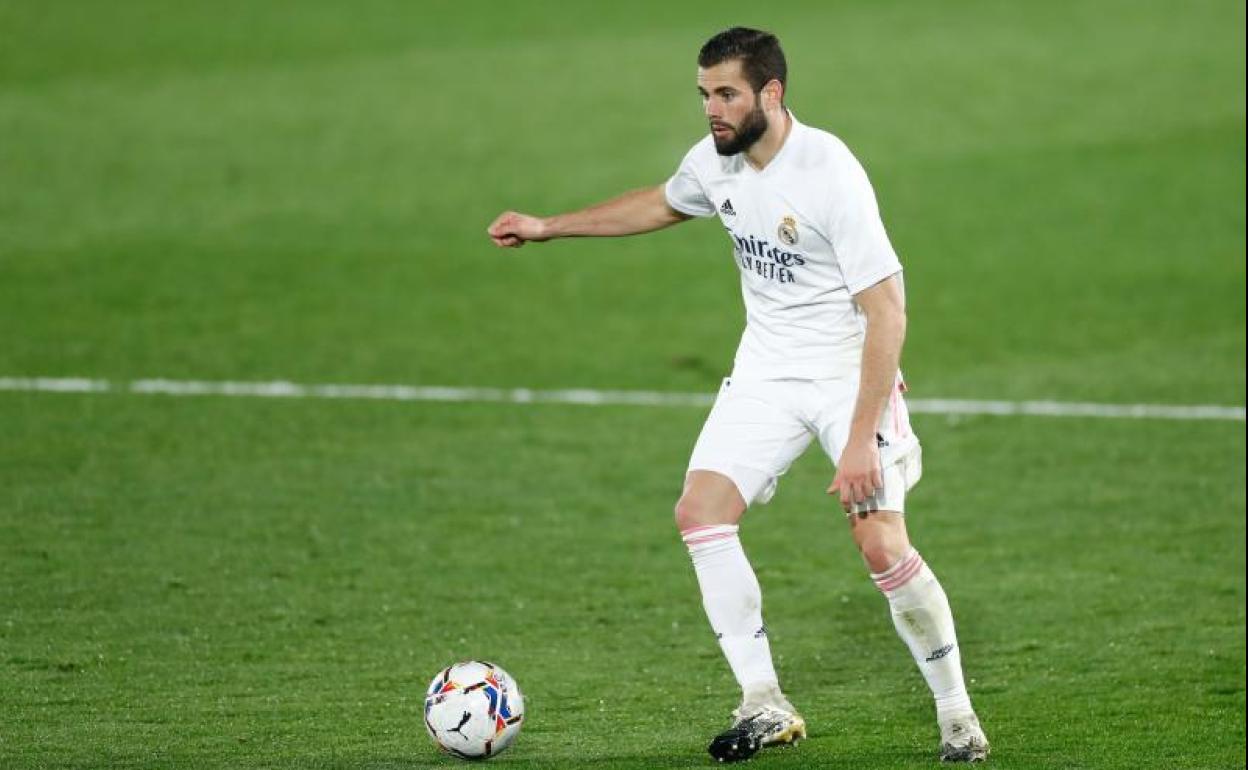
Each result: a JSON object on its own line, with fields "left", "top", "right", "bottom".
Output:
{"left": 487, "top": 185, "right": 690, "bottom": 247}
{"left": 827, "top": 274, "right": 907, "bottom": 513}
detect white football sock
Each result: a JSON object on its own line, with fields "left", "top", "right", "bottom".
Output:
{"left": 682, "top": 524, "right": 779, "bottom": 694}
{"left": 872, "top": 549, "right": 974, "bottom": 722}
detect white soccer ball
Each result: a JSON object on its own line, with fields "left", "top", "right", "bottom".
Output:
{"left": 424, "top": 660, "right": 525, "bottom": 760}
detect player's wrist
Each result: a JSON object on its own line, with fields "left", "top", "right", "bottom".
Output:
{"left": 537, "top": 215, "right": 560, "bottom": 240}
{"left": 846, "top": 427, "right": 878, "bottom": 449}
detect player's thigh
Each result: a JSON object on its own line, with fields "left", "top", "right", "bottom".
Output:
{"left": 814, "top": 376, "right": 922, "bottom": 515}
{"left": 814, "top": 376, "right": 919, "bottom": 466}
{"left": 686, "top": 378, "right": 813, "bottom": 509}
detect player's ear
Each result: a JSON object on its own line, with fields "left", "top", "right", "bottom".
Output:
{"left": 762, "top": 79, "right": 783, "bottom": 110}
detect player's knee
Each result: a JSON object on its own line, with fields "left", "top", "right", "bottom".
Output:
{"left": 857, "top": 532, "right": 910, "bottom": 574}
{"left": 673, "top": 493, "right": 704, "bottom": 531}
{"left": 859, "top": 542, "right": 899, "bottom": 574}
{"left": 674, "top": 491, "right": 732, "bottom": 531}
{"left": 849, "top": 511, "right": 911, "bottom": 573}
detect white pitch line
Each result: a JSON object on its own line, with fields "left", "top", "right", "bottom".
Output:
{"left": 0, "top": 376, "right": 1243, "bottom": 422}
{"left": 907, "top": 398, "right": 1245, "bottom": 421}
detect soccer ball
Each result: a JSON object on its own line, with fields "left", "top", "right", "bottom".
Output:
{"left": 424, "top": 660, "right": 525, "bottom": 760}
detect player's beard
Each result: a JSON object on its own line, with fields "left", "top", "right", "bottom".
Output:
{"left": 712, "top": 99, "right": 769, "bottom": 156}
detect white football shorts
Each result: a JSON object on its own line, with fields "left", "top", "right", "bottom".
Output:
{"left": 687, "top": 375, "right": 922, "bottom": 513}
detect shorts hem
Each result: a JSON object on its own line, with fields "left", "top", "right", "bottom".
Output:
{"left": 686, "top": 462, "right": 774, "bottom": 508}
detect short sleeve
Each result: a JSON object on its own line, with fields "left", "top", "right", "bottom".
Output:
{"left": 664, "top": 145, "right": 717, "bottom": 218}
{"left": 827, "top": 146, "right": 903, "bottom": 295}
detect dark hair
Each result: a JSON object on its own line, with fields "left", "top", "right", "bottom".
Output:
{"left": 698, "top": 27, "right": 787, "bottom": 97}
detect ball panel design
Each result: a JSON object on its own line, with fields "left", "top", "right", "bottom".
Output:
{"left": 424, "top": 661, "right": 525, "bottom": 760}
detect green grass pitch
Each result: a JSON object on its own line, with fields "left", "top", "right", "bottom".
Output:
{"left": 1, "top": 1, "right": 1244, "bottom": 768}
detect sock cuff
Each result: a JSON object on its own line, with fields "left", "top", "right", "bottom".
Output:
{"left": 681, "top": 523, "right": 739, "bottom": 550}
{"left": 871, "top": 548, "right": 925, "bottom": 593}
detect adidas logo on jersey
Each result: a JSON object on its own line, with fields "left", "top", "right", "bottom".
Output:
{"left": 719, "top": 199, "right": 736, "bottom": 216}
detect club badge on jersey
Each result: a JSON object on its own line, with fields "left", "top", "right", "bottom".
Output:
{"left": 777, "top": 216, "right": 799, "bottom": 246}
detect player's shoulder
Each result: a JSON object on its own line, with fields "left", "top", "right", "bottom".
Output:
{"left": 791, "top": 119, "right": 858, "bottom": 170}
{"left": 790, "top": 119, "right": 877, "bottom": 201}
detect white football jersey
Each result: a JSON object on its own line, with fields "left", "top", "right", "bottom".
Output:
{"left": 665, "top": 112, "right": 903, "bottom": 380}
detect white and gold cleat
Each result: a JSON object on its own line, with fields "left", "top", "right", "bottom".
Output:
{"left": 939, "top": 712, "right": 990, "bottom": 763}
{"left": 708, "top": 687, "right": 806, "bottom": 763}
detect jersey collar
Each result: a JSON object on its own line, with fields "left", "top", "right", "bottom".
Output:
{"left": 746, "top": 109, "right": 801, "bottom": 177}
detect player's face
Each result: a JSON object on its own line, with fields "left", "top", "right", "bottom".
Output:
{"left": 698, "top": 60, "right": 769, "bottom": 156}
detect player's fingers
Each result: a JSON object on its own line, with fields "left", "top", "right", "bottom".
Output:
{"left": 494, "top": 234, "right": 524, "bottom": 247}
{"left": 871, "top": 466, "right": 884, "bottom": 492}
{"left": 827, "top": 472, "right": 842, "bottom": 495}
{"left": 834, "top": 475, "right": 859, "bottom": 502}
{"left": 487, "top": 211, "right": 516, "bottom": 237}
{"left": 831, "top": 476, "right": 850, "bottom": 499}
{"left": 832, "top": 479, "right": 848, "bottom": 509}
{"left": 839, "top": 476, "right": 854, "bottom": 501}
{"left": 852, "top": 477, "right": 869, "bottom": 503}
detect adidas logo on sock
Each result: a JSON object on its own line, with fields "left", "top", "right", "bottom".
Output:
{"left": 720, "top": 199, "right": 736, "bottom": 216}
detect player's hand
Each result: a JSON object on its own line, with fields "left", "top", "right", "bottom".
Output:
{"left": 827, "top": 436, "right": 883, "bottom": 515}
{"left": 487, "top": 211, "right": 551, "bottom": 248}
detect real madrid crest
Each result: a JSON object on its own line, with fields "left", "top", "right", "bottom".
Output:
{"left": 777, "top": 215, "right": 799, "bottom": 246}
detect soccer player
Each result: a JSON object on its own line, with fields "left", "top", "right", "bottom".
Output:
{"left": 487, "top": 27, "right": 990, "bottom": 764}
